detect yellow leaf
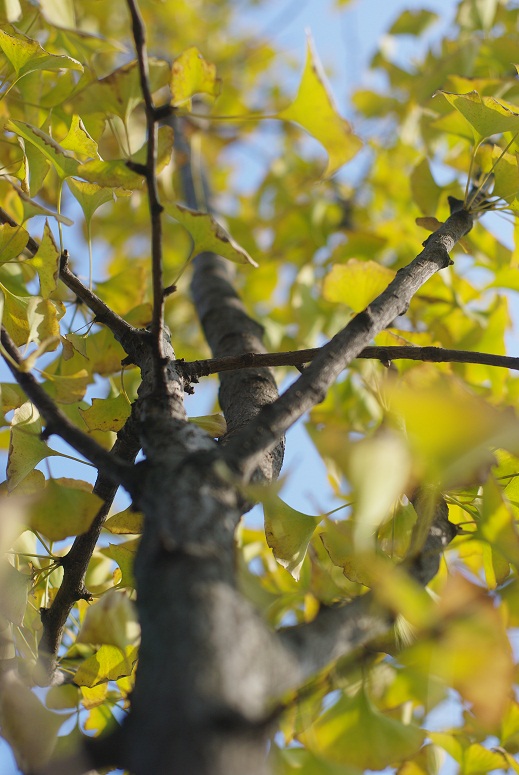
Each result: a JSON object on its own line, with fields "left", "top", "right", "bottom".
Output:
{"left": 28, "top": 478, "right": 103, "bottom": 541}
{"left": 7, "top": 402, "right": 60, "bottom": 490}
{"left": 77, "top": 590, "right": 139, "bottom": 649}
{"left": 277, "top": 37, "right": 362, "bottom": 177}
{"left": 31, "top": 221, "right": 59, "bottom": 298}
{"left": 104, "top": 508, "right": 143, "bottom": 534}
{"left": 0, "top": 222, "right": 29, "bottom": 263}
{"left": 80, "top": 394, "right": 131, "bottom": 433}
{"left": 171, "top": 47, "right": 221, "bottom": 107}
{"left": 73, "top": 644, "right": 137, "bottom": 688}
{"left": 263, "top": 495, "right": 321, "bottom": 580}
{"left": 323, "top": 259, "right": 396, "bottom": 312}
{"left": 189, "top": 413, "right": 227, "bottom": 437}
{"left": 437, "top": 90, "right": 519, "bottom": 141}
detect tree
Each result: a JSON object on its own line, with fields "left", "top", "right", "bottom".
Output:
{"left": 1, "top": 0, "right": 519, "bottom": 772}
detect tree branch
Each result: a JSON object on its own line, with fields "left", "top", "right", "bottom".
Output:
{"left": 174, "top": 119, "right": 284, "bottom": 484}
{"left": 37, "top": 409, "right": 141, "bottom": 682}
{"left": 222, "top": 207, "right": 474, "bottom": 481}
{"left": 1, "top": 326, "right": 133, "bottom": 489}
{"left": 177, "top": 344, "right": 519, "bottom": 378}
{"left": 127, "top": 0, "right": 167, "bottom": 391}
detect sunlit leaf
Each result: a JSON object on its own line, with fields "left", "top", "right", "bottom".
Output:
{"left": 6, "top": 120, "right": 79, "bottom": 180}
{"left": 101, "top": 540, "right": 138, "bottom": 588}
{"left": 437, "top": 91, "right": 519, "bottom": 141}
{"left": 80, "top": 394, "right": 131, "bottom": 432}
{"left": 73, "top": 644, "right": 138, "bottom": 687}
{"left": 189, "top": 413, "right": 227, "bottom": 437}
{"left": 28, "top": 478, "right": 103, "bottom": 541}
{"left": 104, "top": 508, "right": 143, "bottom": 535}
{"left": 165, "top": 203, "right": 258, "bottom": 266}
{"left": 0, "top": 28, "right": 82, "bottom": 79}
{"left": 67, "top": 178, "right": 118, "bottom": 224}
{"left": 323, "top": 259, "right": 396, "bottom": 312}
{"left": 60, "top": 115, "right": 97, "bottom": 158}
{"left": 171, "top": 47, "right": 221, "bottom": 107}
{"left": 0, "top": 561, "right": 29, "bottom": 624}
{"left": 277, "top": 37, "right": 362, "bottom": 177}
{"left": 31, "top": 221, "right": 60, "bottom": 298}
{"left": 6, "top": 402, "right": 60, "bottom": 490}
{"left": 77, "top": 590, "right": 139, "bottom": 648}
{"left": 264, "top": 496, "right": 321, "bottom": 580}
{"left": 0, "top": 223, "right": 30, "bottom": 263}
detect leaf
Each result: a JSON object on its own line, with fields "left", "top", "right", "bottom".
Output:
{"left": 77, "top": 590, "right": 139, "bottom": 649}
{"left": 101, "top": 541, "right": 138, "bottom": 588}
{"left": 263, "top": 496, "right": 321, "bottom": 580}
{"left": 76, "top": 158, "right": 144, "bottom": 189}
{"left": 277, "top": 37, "right": 362, "bottom": 177}
{"left": 389, "top": 9, "right": 438, "bottom": 35}
{"left": 43, "top": 370, "right": 90, "bottom": 404}
{"left": 301, "top": 688, "right": 424, "bottom": 769}
{"left": 67, "top": 178, "right": 117, "bottom": 224}
{"left": 410, "top": 158, "right": 442, "bottom": 216}
{"left": 31, "top": 221, "right": 60, "bottom": 298}
{"left": 323, "top": 259, "right": 396, "bottom": 312}
{"left": 6, "top": 120, "right": 79, "bottom": 180}
{"left": 0, "top": 673, "right": 66, "bottom": 771}
{"left": 170, "top": 46, "right": 221, "bottom": 107}
{"left": 0, "top": 223, "right": 30, "bottom": 263}
{"left": 28, "top": 478, "right": 103, "bottom": 541}
{"left": 73, "top": 644, "right": 138, "bottom": 687}
{"left": 165, "top": 203, "right": 258, "bottom": 266}
{"left": 0, "top": 560, "right": 29, "bottom": 624}
{"left": 189, "top": 413, "right": 227, "bottom": 437}
{"left": 60, "top": 115, "right": 97, "bottom": 158}
{"left": 0, "top": 28, "right": 82, "bottom": 79}
{"left": 104, "top": 508, "right": 143, "bottom": 535}
{"left": 7, "top": 403, "right": 60, "bottom": 490}
{"left": 437, "top": 91, "right": 519, "bottom": 141}
{"left": 80, "top": 394, "right": 131, "bottom": 433}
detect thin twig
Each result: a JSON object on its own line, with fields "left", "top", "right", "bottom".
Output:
{"left": 1, "top": 326, "right": 132, "bottom": 489}
{"left": 127, "top": 0, "right": 166, "bottom": 391}
{"left": 176, "top": 344, "right": 519, "bottom": 379}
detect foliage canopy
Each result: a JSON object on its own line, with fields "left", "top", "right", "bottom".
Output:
{"left": 2, "top": 0, "right": 519, "bottom": 774}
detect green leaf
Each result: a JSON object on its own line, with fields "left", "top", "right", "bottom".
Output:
{"left": 389, "top": 9, "right": 438, "bottom": 35}
{"left": 165, "top": 203, "right": 258, "bottom": 266}
{"left": 76, "top": 158, "right": 144, "bottom": 189}
{"left": 0, "top": 560, "right": 29, "bottom": 624}
{"left": 60, "top": 115, "right": 98, "bottom": 158}
{"left": 437, "top": 91, "right": 519, "bottom": 141}
{"left": 104, "top": 508, "right": 143, "bottom": 535}
{"left": 7, "top": 402, "right": 60, "bottom": 490}
{"left": 6, "top": 120, "right": 79, "bottom": 180}
{"left": 28, "top": 478, "right": 103, "bottom": 541}
{"left": 43, "top": 370, "right": 90, "bottom": 404}
{"left": 0, "top": 28, "right": 82, "bottom": 79}
{"left": 79, "top": 394, "right": 131, "bottom": 433}
{"left": 101, "top": 540, "right": 138, "bottom": 588}
{"left": 323, "top": 259, "right": 396, "bottom": 312}
{"left": 277, "top": 37, "right": 362, "bottom": 177}
{"left": 73, "top": 644, "right": 138, "bottom": 687}
{"left": 301, "top": 688, "right": 424, "bottom": 769}
{"left": 263, "top": 496, "right": 321, "bottom": 580}
{"left": 32, "top": 221, "right": 60, "bottom": 298}
{"left": 67, "top": 178, "right": 117, "bottom": 224}
{"left": 410, "top": 158, "right": 442, "bottom": 215}
{"left": 171, "top": 47, "right": 221, "bottom": 107}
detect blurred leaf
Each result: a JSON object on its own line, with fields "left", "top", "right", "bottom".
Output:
{"left": 323, "top": 259, "right": 396, "bottom": 312}
{"left": 264, "top": 496, "right": 321, "bottom": 580}
{"left": 0, "top": 28, "right": 82, "bottom": 79}
{"left": 389, "top": 9, "right": 438, "bottom": 35}
{"left": 171, "top": 47, "right": 221, "bottom": 107}
{"left": 7, "top": 402, "right": 60, "bottom": 490}
{"left": 277, "top": 37, "right": 362, "bottom": 177}
{"left": 189, "top": 413, "right": 227, "bottom": 436}
{"left": 28, "top": 478, "right": 103, "bottom": 541}
{"left": 437, "top": 91, "right": 519, "bottom": 141}
{"left": 77, "top": 590, "right": 139, "bottom": 648}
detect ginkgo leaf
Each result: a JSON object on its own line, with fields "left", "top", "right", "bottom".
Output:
{"left": 76, "top": 159, "right": 144, "bottom": 189}
{"left": 28, "top": 478, "right": 103, "bottom": 541}
{"left": 189, "top": 413, "right": 227, "bottom": 437}
{"left": 31, "top": 221, "right": 60, "bottom": 298}
{"left": 6, "top": 120, "right": 79, "bottom": 180}
{"left": 301, "top": 688, "right": 424, "bottom": 769}
{"left": 43, "top": 370, "right": 90, "bottom": 404}
{"left": 73, "top": 644, "right": 138, "bottom": 687}
{"left": 263, "top": 495, "right": 321, "bottom": 580}
{"left": 0, "top": 0, "right": 21, "bottom": 22}
{"left": 67, "top": 178, "right": 118, "bottom": 224}
{"left": 323, "top": 259, "right": 396, "bottom": 312}
{"left": 410, "top": 158, "right": 442, "bottom": 216}
{"left": 437, "top": 91, "right": 519, "bottom": 140}
{"left": 101, "top": 541, "right": 137, "bottom": 588}
{"left": 0, "top": 28, "right": 82, "bottom": 79}
{"left": 104, "top": 508, "right": 143, "bottom": 534}
{"left": 389, "top": 9, "right": 438, "bottom": 35}
{"left": 277, "top": 37, "right": 362, "bottom": 177}
{"left": 0, "top": 223, "right": 30, "bottom": 263}
{"left": 77, "top": 590, "right": 139, "bottom": 648}
{"left": 7, "top": 403, "right": 61, "bottom": 491}
{"left": 60, "top": 115, "right": 97, "bottom": 158}
{"left": 164, "top": 203, "right": 258, "bottom": 266}
{"left": 170, "top": 47, "right": 221, "bottom": 107}
{"left": 79, "top": 394, "right": 131, "bottom": 433}
{"left": 0, "top": 560, "right": 29, "bottom": 624}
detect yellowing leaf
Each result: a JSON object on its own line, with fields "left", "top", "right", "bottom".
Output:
{"left": 104, "top": 508, "right": 143, "bottom": 535}
{"left": 189, "top": 413, "right": 227, "bottom": 437}
{"left": 76, "top": 158, "right": 144, "bottom": 189}
{"left": 301, "top": 688, "right": 424, "bottom": 769}
{"left": 277, "top": 37, "right": 362, "bottom": 177}
{"left": 0, "top": 28, "right": 82, "bottom": 79}
{"left": 323, "top": 259, "right": 396, "bottom": 312}
{"left": 28, "top": 478, "right": 103, "bottom": 541}
{"left": 101, "top": 540, "right": 138, "bottom": 588}
{"left": 67, "top": 178, "right": 117, "bottom": 224}
{"left": 171, "top": 46, "right": 221, "bottom": 107}
{"left": 0, "top": 560, "right": 29, "bottom": 624}
{"left": 437, "top": 90, "right": 519, "bottom": 140}
{"left": 264, "top": 496, "right": 321, "bottom": 580}
{"left": 165, "top": 203, "right": 258, "bottom": 266}
{"left": 77, "top": 590, "right": 139, "bottom": 648}
{"left": 43, "top": 370, "right": 90, "bottom": 404}
{"left": 7, "top": 120, "right": 79, "bottom": 180}
{"left": 60, "top": 115, "right": 97, "bottom": 158}
{"left": 32, "top": 221, "right": 59, "bottom": 298}
{"left": 0, "top": 223, "right": 30, "bottom": 263}
{"left": 0, "top": 673, "right": 66, "bottom": 771}
{"left": 80, "top": 394, "right": 131, "bottom": 433}
{"left": 73, "top": 644, "right": 137, "bottom": 687}
{"left": 7, "top": 402, "right": 60, "bottom": 490}
{"left": 410, "top": 158, "right": 442, "bottom": 216}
